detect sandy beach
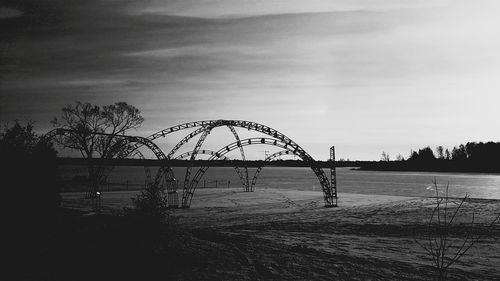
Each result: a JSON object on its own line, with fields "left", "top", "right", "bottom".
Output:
{"left": 61, "top": 188, "right": 500, "bottom": 280}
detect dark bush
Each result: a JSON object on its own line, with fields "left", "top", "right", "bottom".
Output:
{"left": 0, "top": 122, "right": 61, "bottom": 232}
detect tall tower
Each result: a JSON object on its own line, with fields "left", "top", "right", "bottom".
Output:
{"left": 330, "top": 146, "right": 338, "bottom": 206}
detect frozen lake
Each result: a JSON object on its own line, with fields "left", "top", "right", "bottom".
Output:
{"left": 62, "top": 166, "right": 500, "bottom": 199}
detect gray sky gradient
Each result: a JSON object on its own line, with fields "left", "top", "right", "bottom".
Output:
{"left": 1, "top": 0, "right": 500, "bottom": 160}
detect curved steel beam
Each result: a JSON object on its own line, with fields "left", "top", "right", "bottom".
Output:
{"left": 47, "top": 120, "right": 337, "bottom": 208}
{"left": 166, "top": 126, "right": 211, "bottom": 159}
{"left": 182, "top": 129, "right": 212, "bottom": 194}
{"left": 108, "top": 135, "right": 177, "bottom": 193}
{"left": 147, "top": 120, "right": 303, "bottom": 152}
{"left": 147, "top": 120, "right": 218, "bottom": 140}
{"left": 250, "top": 150, "right": 297, "bottom": 191}
{"left": 165, "top": 123, "right": 249, "bottom": 191}
{"left": 117, "top": 119, "right": 314, "bottom": 189}
{"left": 175, "top": 150, "right": 248, "bottom": 190}
{"left": 182, "top": 137, "right": 335, "bottom": 208}
{"left": 174, "top": 150, "right": 218, "bottom": 160}
{"left": 147, "top": 120, "right": 309, "bottom": 193}
{"left": 148, "top": 121, "right": 321, "bottom": 178}
{"left": 227, "top": 125, "right": 250, "bottom": 191}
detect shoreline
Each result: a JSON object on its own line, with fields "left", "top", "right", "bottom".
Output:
{"left": 61, "top": 188, "right": 417, "bottom": 212}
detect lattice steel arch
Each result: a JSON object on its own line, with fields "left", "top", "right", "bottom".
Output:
{"left": 250, "top": 150, "right": 297, "bottom": 192}
{"left": 145, "top": 120, "right": 322, "bottom": 181}
{"left": 117, "top": 119, "right": 294, "bottom": 159}
{"left": 175, "top": 150, "right": 248, "bottom": 189}
{"left": 175, "top": 150, "right": 218, "bottom": 159}
{"left": 131, "top": 122, "right": 251, "bottom": 192}
{"left": 147, "top": 120, "right": 316, "bottom": 164}
{"left": 119, "top": 119, "right": 306, "bottom": 191}
{"left": 156, "top": 123, "right": 250, "bottom": 191}
{"left": 184, "top": 149, "right": 299, "bottom": 192}
{"left": 48, "top": 120, "right": 337, "bottom": 208}
{"left": 182, "top": 137, "right": 336, "bottom": 208}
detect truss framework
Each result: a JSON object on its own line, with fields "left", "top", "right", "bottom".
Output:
{"left": 45, "top": 119, "right": 338, "bottom": 208}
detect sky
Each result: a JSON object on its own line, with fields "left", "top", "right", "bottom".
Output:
{"left": 1, "top": 0, "right": 500, "bottom": 160}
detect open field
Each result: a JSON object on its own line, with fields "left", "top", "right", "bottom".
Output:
{"left": 60, "top": 188, "right": 500, "bottom": 280}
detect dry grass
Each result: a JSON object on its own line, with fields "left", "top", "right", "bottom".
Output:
{"left": 56, "top": 188, "right": 500, "bottom": 280}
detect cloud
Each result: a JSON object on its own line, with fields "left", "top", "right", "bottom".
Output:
{"left": 131, "top": 0, "right": 451, "bottom": 18}
{"left": 2, "top": 0, "right": 500, "bottom": 160}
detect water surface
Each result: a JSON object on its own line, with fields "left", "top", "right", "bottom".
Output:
{"left": 62, "top": 166, "right": 500, "bottom": 199}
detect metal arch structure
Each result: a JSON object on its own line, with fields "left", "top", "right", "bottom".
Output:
{"left": 181, "top": 124, "right": 251, "bottom": 193}
{"left": 250, "top": 150, "right": 297, "bottom": 192}
{"left": 165, "top": 126, "right": 210, "bottom": 159}
{"left": 175, "top": 150, "right": 248, "bottom": 189}
{"left": 117, "top": 119, "right": 314, "bottom": 190}
{"left": 116, "top": 119, "right": 336, "bottom": 208}
{"left": 46, "top": 120, "right": 338, "bottom": 209}
{"left": 181, "top": 148, "right": 298, "bottom": 192}
{"left": 227, "top": 125, "right": 250, "bottom": 191}
{"left": 157, "top": 123, "right": 250, "bottom": 191}
{"left": 182, "top": 137, "right": 337, "bottom": 208}
{"left": 146, "top": 120, "right": 319, "bottom": 166}
{"left": 182, "top": 128, "right": 212, "bottom": 196}
{"left": 175, "top": 150, "right": 219, "bottom": 160}
{"left": 116, "top": 119, "right": 297, "bottom": 161}
{"left": 143, "top": 119, "right": 321, "bottom": 191}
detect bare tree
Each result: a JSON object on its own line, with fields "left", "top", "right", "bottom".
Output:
{"left": 381, "top": 151, "right": 390, "bottom": 161}
{"left": 52, "top": 101, "right": 144, "bottom": 197}
{"left": 436, "top": 146, "right": 444, "bottom": 160}
{"left": 444, "top": 149, "right": 451, "bottom": 160}
{"left": 416, "top": 179, "right": 500, "bottom": 280}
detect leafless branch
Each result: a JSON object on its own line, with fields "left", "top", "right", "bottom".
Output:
{"left": 415, "top": 180, "right": 499, "bottom": 280}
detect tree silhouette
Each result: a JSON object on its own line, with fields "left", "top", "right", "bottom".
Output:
{"left": 51, "top": 101, "right": 144, "bottom": 197}
{"left": 451, "top": 144, "right": 467, "bottom": 161}
{"left": 409, "top": 147, "right": 436, "bottom": 162}
{"left": 381, "top": 151, "right": 390, "bottom": 161}
{"left": 1, "top": 121, "right": 60, "bottom": 231}
{"left": 436, "top": 146, "right": 444, "bottom": 160}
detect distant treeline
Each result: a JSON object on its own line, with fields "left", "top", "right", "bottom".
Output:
{"left": 57, "top": 141, "right": 500, "bottom": 173}
{"left": 358, "top": 142, "right": 500, "bottom": 173}
{"left": 56, "top": 157, "right": 338, "bottom": 168}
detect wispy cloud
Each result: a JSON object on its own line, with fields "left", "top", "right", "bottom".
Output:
{"left": 2, "top": 0, "right": 500, "bottom": 159}
{"left": 131, "top": 0, "right": 451, "bottom": 18}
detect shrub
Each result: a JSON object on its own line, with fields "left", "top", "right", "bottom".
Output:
{"left": 415, "top": 179, "right": 500, "bottom": 280}
{"left": 0, "top": 121, "right": 61, "bottom": 232}
{"left": 125, "top": 181, "right": 177, "bottom": 229}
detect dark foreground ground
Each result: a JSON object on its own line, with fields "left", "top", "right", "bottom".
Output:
{"left": 7, "top": 190, "right": 500, "bottom": 280}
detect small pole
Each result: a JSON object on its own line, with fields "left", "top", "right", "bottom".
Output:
{"left": 228, "top": 180, "right": 230, "bottom": 189}
{"left": 215, "top": 180, "right": 218, "bottom": 189}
